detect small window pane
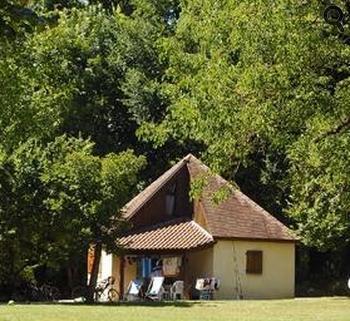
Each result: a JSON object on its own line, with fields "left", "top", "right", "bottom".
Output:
{"left": 165, "top": 184, "right": 176, "bottom": 216}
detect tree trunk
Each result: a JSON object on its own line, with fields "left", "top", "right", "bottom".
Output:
{"left": 86, "top": 242, "right": 102, "bottom": 303}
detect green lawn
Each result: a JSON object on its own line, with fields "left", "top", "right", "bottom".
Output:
{"left": 0, "top": 298, "right": 349, "bottom": 321}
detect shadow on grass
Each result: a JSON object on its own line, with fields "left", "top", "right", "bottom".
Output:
{"left": 11, "top": 300, "right": 207, "bottom": 308}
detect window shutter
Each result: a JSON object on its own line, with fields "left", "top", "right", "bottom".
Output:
{"left": 246, "top": 250, "right": 263, "bottom": 274}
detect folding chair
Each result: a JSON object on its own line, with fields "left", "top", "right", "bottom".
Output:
{"left": 146, "top": 276, "right": 165, "bottom": 301}
{"left": 125, "top": 279, "right": 143, "bottom": 301}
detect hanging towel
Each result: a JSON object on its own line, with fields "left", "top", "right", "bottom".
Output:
{"left": 162, "top": 257, "right": 181, "bottom": 276}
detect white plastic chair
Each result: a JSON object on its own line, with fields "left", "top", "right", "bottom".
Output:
{"left": 170, "top": 280, "right": 184, "bottom": 300}
{"left": 146, "top": 276, "right": 165, "bottom": 300}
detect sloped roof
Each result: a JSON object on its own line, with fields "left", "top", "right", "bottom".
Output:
{"left": 122, "top": 154, "right": 296, "bottom": 242}
{"left": 118, "top": 218, "right": 214, "bottom": 251}
{"left": 187, "top": 156, "right": 295, "bottom": 242}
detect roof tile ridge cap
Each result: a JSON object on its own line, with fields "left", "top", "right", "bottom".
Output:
{"left": 190, "top": 220, "right": 214, "bottom": 241}
{"left": 184, "top": 153, "right": 195, "bottom": 161}
{"left": 235, "top": 189, "right": 295, "bottom": 236}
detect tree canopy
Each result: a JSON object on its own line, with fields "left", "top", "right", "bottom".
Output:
{"left": 138, "top": 0, "right": 350, "bottom": 250}
{"left": 0, "top": 135, "right": 145, "bottom": 291}
{"left": 0, "top": 0, "right": 349, "bottom": 297}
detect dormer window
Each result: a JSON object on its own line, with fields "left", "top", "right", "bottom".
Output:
{"left": 165, "top": 184, "right": 176, "bottom": 216}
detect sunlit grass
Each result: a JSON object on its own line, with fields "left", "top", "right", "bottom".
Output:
{"left": 0, "top": 297, "right": 349, "bottom": 321}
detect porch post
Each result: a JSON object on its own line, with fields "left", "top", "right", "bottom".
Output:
{"left": 119, "top": 255, "right": 125, "bottom": 300}
{"left": 182, "top": 252, "right": 189, "bottom": 299}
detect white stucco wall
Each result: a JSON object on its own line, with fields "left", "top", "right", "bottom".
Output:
{"left": 98, "top": 249, "right": 113, "bottom": 282}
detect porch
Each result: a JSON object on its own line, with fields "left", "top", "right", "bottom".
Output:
{"left": 109, "top": 218, "right": 215, "bottom": 299}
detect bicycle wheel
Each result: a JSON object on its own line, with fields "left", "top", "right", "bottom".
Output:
{"left": 107, "top": 288, "right": 120, "bottom": 302}
{"left": 41, "top": 284, "right": 59, "bottom": 301}
{"left": 31, "top": 287, "right": 43, "bottom": 302}
{"left": 40, "top": 285, "right": 50, "bottom": 301}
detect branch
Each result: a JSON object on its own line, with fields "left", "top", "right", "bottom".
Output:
{"left": 315, "top": 117, "right": 350, "bottom": 143}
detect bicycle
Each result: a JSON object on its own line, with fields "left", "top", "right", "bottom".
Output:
{"left": 71, "top": 277, "right": 120, "bottom": 302}
{"left": 13, "top": 281, "right": 45, "bottom": 302}
{"left": 94, "top": 276, "right": 120, "bottom": 303}
{"left": 40, "top": 284, "right": 60, "bottom": 301}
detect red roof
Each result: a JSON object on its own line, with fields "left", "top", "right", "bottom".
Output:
{"left": 187, "top": 157, "right": 295, "bottom": 241}
{"left": 118, "top": 218, "right": 214, "bottom": 251}
{"left": 119, "top": 154, "right": 296, "bottom": 250}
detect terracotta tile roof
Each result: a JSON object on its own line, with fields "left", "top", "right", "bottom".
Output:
{"left": 187, "top": 156, "right": 296, "bottom": 242}
{"left": 122, "top": 157, "right": 188, "bottom": 219}
{"left": 118, "top": 218, "right": 214, "bottom": 251}
{"left": 120, "top": 153, "right": 296, "bottom": 243}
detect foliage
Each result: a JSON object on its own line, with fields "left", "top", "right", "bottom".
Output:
{"left": 0, "top": 0, "right": 190, "bottom": 292}
{"left": 0, "top": 0, "right": 42, "bottom": 39}
{"left": 138, "top": 0, "right": 350, "bottom": 250}
{"left": 0, "top": 136, "right": 145, "bottom": 287}
{"left": 1, "top": 0, "right": 350, "bottom": 293}
{"left": 0, "top": 1, "right": 176, "bottom": 153}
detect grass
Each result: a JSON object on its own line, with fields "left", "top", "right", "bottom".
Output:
{"left": 0, "top": 297, "right": 349, "bottom": 321}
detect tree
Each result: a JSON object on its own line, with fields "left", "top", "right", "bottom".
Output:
{"left": 287, "top": 116, "right": 350, "bottom": 250}
{"left": 0, "top": 0, "right": 41, "bottom": 39}
{"left": 138, "top": 0, "right": 350, "bottom": 250}
{"left": 0, "top": 136, "right": 145, "bottom": 298}
{"left": 41, "top": 137, "right": 146, "bottom": 300}
{"left": 17, "top": 3, "right": 174, "bottom": 154}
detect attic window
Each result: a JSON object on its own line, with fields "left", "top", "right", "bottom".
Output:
{"left": 165, "top": 184, "right": 176, "bottom": 216}
{"left": 246, "top": 250, "right": 263, "bottom": 274}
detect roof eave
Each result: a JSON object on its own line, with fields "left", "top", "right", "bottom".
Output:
{"left": 118, "top": 240, "right": 216, "bottom": 256}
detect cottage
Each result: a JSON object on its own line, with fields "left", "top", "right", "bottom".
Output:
{"left": 95, "top": 154, "right": 296, "bottom": 300}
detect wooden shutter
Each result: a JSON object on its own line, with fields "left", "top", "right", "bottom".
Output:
{"left": 246, "top": 250, "right": 263, "bottom": 274}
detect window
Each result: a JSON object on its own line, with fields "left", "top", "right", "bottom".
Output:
{"left": 246, "top": 250, "right": 263, "bottom": 274}
{"left": 137, "top": 258, "right": 152, "bottom": 278}
{"left": 165, "top": 184, "right": 176, "bottom": 216}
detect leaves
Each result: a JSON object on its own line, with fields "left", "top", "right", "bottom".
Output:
{"left": 0, "top": 136, "right": 145, "bottom": 282}
{"left": 138, "top": 0, "right": 350, "bottom": 250}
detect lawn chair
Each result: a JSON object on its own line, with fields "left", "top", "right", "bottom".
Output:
{"left": 125, "top": 279, "right": 143, "bottom": 301}
{"left": 170, "top": 280, "right": 184, "bottom": 300}
{"left": 195, "top": 278, "right": 219, "bottom": 300}
{"left": 146, "top": 276, "right": 165, "bottom": 301}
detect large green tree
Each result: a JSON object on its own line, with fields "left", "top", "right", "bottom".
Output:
{"left": 0, "top": 0, "right": 189, "bottom": 295}
{"left": 0, "top": 1, "right": 188, "bottom": 171}
{"left": 138, "top": 0, "right": 350, "bottom": 250}
{"left": 0, "top": 136, "right": 145, "bottom": 297}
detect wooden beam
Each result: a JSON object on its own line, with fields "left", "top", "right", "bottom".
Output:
{"left": 119, "top": 256, "right": 125, "bottom": 300}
